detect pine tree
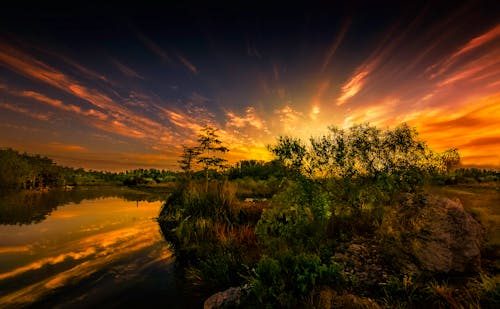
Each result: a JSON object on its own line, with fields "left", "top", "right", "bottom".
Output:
{"left": 196, "top": 125, "right": 228, "bottom": 192}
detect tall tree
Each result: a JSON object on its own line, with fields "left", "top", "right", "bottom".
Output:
{"left": 196, "top": 125, "right": 228, "bottom": 191}
{"left": 178, "top": 145, "right": 199, "bottom": 177}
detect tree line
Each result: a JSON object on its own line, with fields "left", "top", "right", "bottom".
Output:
{"left": 0, "top": 148, "right": 178, "bottom": 190}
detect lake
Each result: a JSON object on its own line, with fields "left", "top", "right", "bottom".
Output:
{"left": 0, "top": 188, "right": 192, "bottom": 308}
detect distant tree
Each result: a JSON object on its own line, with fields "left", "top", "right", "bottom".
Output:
{"left": 196, "top": 125, "right": 229, "bottom": 191}
{"left": 178, "top": 145, "right": 200, "bottom": 177}
{"left": 440, "top": 148, "right": 460, "bottom": 173}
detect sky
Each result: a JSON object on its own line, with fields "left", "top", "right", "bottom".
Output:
{"left": 0, "top": 1, "right": 499, "bottom": 171}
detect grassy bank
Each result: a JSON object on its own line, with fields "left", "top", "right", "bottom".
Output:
{"left": 159, "top": 179, "right": 500, "bottom": 307}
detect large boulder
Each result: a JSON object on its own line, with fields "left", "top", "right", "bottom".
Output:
{"left": 380, "top": 194, "right": 483, "bottom": 274}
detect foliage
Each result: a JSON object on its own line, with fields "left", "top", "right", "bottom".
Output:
{"left": 251, "top": 252, "right": 344, "bottom": 307}
{"left": 178, "top": 145, "right": 200, "bottom": 175}
{"left": 228, "top": 160, "right": 286, "bottom": 180}
{"left": 0, "top": 148, "right": 66, "bottom": 189}
{"left": 196, "top": 125, "right": 229, "bottom": 191}
{"left": 270, "top": 123, "right": 439, "bottom": 182}
{"left": 256, "top": 178, "right": 332, "bottom": 253}
{"left": 233, "top": 176, "right": 282, "bottom": 198}
{"left": 267, "top": 123, "right": 451, "bottom": 232}
{"left": 158, "top": 180, "right": 261, "bottom": 291}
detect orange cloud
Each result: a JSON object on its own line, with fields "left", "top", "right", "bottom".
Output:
{"left": 336, "top": 70, "right": 369, "bottom": 105}
{"left": 342, "top": 97, "right": 399, "bottom": 127}
{"left": 0, "top": 102, "right": 51, "bottom": 121}
{"left": 437, "top": 49, "right": 500, "bottom": 87}
{"left": 411, "top": 94, "right": 500, "bottom": 166}
{"left": 226, "top": 107, "right": 267, "bottom": 131}
{"left": 429, "top": 23, "right": 500, "bottom": 79}
{"left": 0, "top": 42, "right": 174, "bottom": 143}
{"left": 45, "top": 143, "right": 88, "bottom": 153}
{"left": 4, "top": 86, "right": 109, "bottom": 121}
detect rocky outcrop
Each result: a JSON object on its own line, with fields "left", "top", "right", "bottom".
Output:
{"left": 332, "top": 237, "right": 389, "bottom": 287}
{"left": 204, "top": 284, "right": 250, "bottom": 309}
{"left": 380, "top": 194, "right": 483, "bottom": 274}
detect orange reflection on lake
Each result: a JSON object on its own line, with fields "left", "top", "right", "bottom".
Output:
{"left": 0, "top": 194, "right": 179, "bottom": 308}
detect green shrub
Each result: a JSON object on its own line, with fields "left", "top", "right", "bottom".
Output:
{"left": 255, "top": 180, "right": 331, "bottom": 253}
{"left": 251, "top": 252, "right": 344, "bottom": 307}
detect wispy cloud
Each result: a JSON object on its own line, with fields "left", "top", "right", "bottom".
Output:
{"left": 335, "top": 10, "right": 430, "bottom": 106}
{"left": 0, "top": 101, "right": 51, "bottom": 121}
{"left": 133, "top": 29, "right": 171, "bottom": 63}
{"left": 110, "top": 59, "right": 144, "bottom": 79}
{"left": 2, "top": 85, "right": 108, "bottom": 121}
{"left": 0, "top": 42, "right": 173, "bottom": 143}
{"left": 45, "top": 142, "right": 88, "bottom": 153}
{"left": 321, "top": 18, "right": 351, "bottom": 73}
{"left": 436, "top": 49, "right": 500, "bottom": 87}
{"left": 176, "top": 53, "right": 198, "bottom": 74}
{"left": 336, "top": 70, "right": 369, "bottom": 105}
{"left": 342, "top": 97, "right": 399, "bottom": 127}
{"left": 428, "top": 23, "right": 500, "bottom": 79}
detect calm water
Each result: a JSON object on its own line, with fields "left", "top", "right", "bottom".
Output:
{"left": 0, "top": 188, "right": 188, "bottom": 308}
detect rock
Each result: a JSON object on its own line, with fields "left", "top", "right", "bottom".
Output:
{"left": 380, "top": 194, "right": 483, "bottom": 274}
{"left": 332, "top": 236, "right": 390, "bottom": 287}
{"left": 313, "top": 288, "right": 381, "bottom": 309}
{"left": 204, "top": 284, "right": 250, "bottom": 309}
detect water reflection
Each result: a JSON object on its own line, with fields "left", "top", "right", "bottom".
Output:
{"left": 0, "top": 187, "right": 168, "bottom": 225}
{"left": 0, "top": 192, "right": 184, "bottom": 308}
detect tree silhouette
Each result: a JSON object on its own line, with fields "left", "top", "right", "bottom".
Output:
{"left": 196, "top": 125, "right": 229, "bottom": 191}
{"left": 178, "top": 145, "right": 200, "bottom": 178}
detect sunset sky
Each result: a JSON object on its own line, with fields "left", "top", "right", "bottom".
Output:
{"left": 0, "top": 1, "right": 499, "bottom": 171}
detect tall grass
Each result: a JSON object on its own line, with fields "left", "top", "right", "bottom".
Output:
{"left": 158, "top": 179, "right": 262, "bottom": 291}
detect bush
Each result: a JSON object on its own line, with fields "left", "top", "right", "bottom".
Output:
{"left": 255, "top": 179, "right": 331, "bottom": 253}
{"left": 251, "top": 252, "right": 344, "bottom": 307}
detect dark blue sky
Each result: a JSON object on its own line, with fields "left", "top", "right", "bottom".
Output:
{"left": 1, "top": 1, "right": 499, "bottom": 170}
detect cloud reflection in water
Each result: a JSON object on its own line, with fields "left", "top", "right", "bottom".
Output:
{"left": 0, "top": 198, "right": 173, "bottom": 307}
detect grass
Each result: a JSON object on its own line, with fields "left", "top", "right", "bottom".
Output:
{"left": 158, "top": 180, "right": 265, "bottom": 293}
